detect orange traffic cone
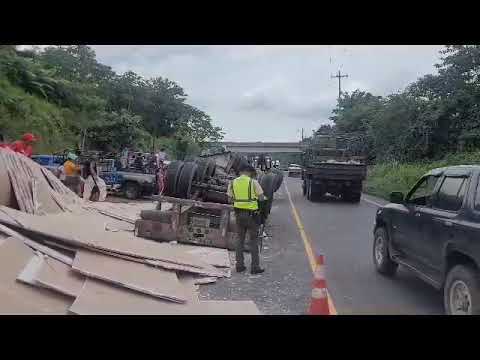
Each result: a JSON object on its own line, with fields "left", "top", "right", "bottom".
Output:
{"left": 309, "top": 254, "right": 330, "bottom": 315}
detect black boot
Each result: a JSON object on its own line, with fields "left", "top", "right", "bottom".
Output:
{"left": 251, "top": 267, "right": 265, "bottom": 275}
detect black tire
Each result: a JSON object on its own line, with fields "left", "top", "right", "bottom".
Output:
{"left": 230, "top": 154, "right": 242, "bottom": 174}
{"left": 124, "top": 181, "right": 140, "bottom": 200}
{"left": 350, "top": 192, "right": 361, "bottom": 203}
{"left": 444, "top": 264, "right": 480, "bottom": 315}
{"left": 260, "top": 173, "right": 275, "bottom": 216}
{"left": 176, "top": 161, "right": 198, "bottom": 199}
{"left": 195, "top": 160, "right": 209, "bottom": 183}
{"left": 343, "top": 190, "right": 361, "bottom": 203}
{"left": 164, "top": 161, "right": 184, "bottom": 196}
{"left": 373, "top": 227, "right": 398, "bottom": 276}
{"left": 271, "top": 168, "right": 284, "bottom": 192}
{"left": 206, "top": 159, "right": 216, "bottom": 178}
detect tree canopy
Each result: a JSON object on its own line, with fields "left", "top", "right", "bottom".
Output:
{"left": 320, "top": 45, "right": 480, "bottom": 163}
{"left": 0, "top": 45, "right": 224, "bottom": 157}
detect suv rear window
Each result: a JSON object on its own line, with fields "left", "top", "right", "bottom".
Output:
{"left": 432, "top": 176, "right": 468, "bottom": 211}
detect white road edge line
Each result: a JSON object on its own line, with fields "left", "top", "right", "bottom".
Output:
{"left": 361, "top": 197, "right": 383, "bottom": 207}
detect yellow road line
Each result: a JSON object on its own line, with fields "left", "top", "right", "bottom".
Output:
{"left": 283, "top": 181, "right": 338, "bottom": 315}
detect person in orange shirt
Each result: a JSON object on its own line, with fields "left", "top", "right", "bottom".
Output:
{"left": 63, "top": 153, "right": 80, "bottom": 176}
{"left": 60, "top": 153, "right": 82, "bottom": 195}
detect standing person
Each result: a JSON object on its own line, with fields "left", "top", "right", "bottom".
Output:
{"left": 227, "top": 164, "right": 266, "bottom": 274}
{"left": 120, "top": 148, "right": 129, "bottom": 170}
{"left": 60, "top": 153, "right": 82, "bottom": 195}
{"left": 82, "top": 160, "right": 107, "bottom": 202}
{"left": 156, "top": 147, "right": 167, "bottom": 167}
{"left": 9, "top": 133, "right": 39, "bottom": 157}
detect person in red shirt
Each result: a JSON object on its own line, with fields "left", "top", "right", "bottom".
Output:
{"left": 8, "top": 133, "right": 39, "bottom": 157}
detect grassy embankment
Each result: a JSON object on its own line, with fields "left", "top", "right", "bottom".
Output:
{"left": 365, "top": 151, "right": 480, "bottom": 200}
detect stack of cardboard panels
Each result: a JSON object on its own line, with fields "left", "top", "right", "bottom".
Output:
{"left": 0, "top": 211, "right": 259, "bottom": 315}
{"left": 0, "top": 149, "right": 260, "bottom": 315}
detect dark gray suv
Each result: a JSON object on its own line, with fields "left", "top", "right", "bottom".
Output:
{"left": 373, "top": 165, "right": 480, "bottom": 315}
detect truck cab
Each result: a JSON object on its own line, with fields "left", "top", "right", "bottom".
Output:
{"left": 373, "top": 165, "right": 480, "bottom": 314}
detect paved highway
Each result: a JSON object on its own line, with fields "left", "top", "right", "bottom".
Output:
{"left": 201, "top": 174, "right": 445, "bottom": 315}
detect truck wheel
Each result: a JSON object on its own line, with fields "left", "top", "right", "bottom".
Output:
{"left": 444, "top": 264, "right": 480, "bottom": 315}
{"left": 176, "top": 161, "right": 198, "bottom": 199}
{"left": 164, "top": 161, "right": 184, "bottom": 196}
{"left": 125, "top": 181, "right": 140, "bottom": 200}
{"left": 195, "top": 160, "right": 209, "bottom": 182}
{"left": 260, "top": 173, "right": 275, "bottom": 216}
{"left": 351, "top": 193, "right": 361, "bottom": 203}
{"left": 373, "top": 227, "right": 398, "bottom": 276}
{"left": 206, "top": 159, "right": 216, "bottom": 178}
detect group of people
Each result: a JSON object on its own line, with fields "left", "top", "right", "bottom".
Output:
{"left": 0, "top": 133, "right": 105, "bottom": 202}
{"left": 120, "top": 148, "right": 167, "bottom": 173}
{"left": 59, "top": 153, "right": 107, "bottom": 202}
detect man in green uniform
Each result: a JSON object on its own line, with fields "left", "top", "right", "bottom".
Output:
{"left": 227, "top": 164, "right": 266, "bottom": 274}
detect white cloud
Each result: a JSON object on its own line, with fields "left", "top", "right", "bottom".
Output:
{"left": 87, "top": 45, "right": 443, "bottom": 141}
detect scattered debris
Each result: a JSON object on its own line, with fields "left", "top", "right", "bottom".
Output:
{"left": 0, "top": 149, "right": 261, "bottom": 315}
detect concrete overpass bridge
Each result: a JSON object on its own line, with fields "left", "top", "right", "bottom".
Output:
{"left": 219, "top": 142, "right": 304, "bottom": 154}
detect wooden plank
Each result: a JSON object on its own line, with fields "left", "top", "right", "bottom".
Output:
{"left": 71, "top": 250, "right": 188, "bottom": 303}
{"left": 0, "top": 238, "right": 71, "bottom": 314}
{"left": 69, "top": 278, "right": 200, "bottom": 315}
{"left": 35, "top": 256, "right": 85, "bottom": 298}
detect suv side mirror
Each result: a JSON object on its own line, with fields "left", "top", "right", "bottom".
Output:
{"left": 390, "top": 191, "right": 404, "bottom": 204}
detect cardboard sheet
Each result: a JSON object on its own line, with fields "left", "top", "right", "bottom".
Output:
{"left": 72, "top": 250, "right": 188, "bottom": 303}
{"left": 36, "top": 256, "right": 85, "bottom": 298}
{"left": 171, "top": 244, "right": 231, "bottom": 268}
{"left": 69, "top": 278, "right": 201, "bottom": 315}
{"left": 0, "top": 207, "right": 213, "bottom": 270}
{"left": 0, "top": 238, "right": 71, "bottom": 314}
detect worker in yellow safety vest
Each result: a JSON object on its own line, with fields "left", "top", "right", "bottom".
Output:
{"left": 227, "top": 163, "right": 266, "bottom": 274}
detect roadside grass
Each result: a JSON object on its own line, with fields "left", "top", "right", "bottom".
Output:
{"left": 365, "top": 151, "right": 480, "bottom": 200}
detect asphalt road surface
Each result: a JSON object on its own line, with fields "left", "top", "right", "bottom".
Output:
{"left": 201, "top": 175, "right": 445, "bottom": 315}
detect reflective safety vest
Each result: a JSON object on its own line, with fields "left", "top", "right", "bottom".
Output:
{"left": 232, "top": 175, "right": 258, "bottom": 211}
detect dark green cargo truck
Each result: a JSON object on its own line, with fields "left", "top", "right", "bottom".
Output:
{"left": 302, "top": 134, "right": 367, "bottom": 203}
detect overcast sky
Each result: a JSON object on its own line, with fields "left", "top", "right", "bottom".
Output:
{"left": 90, "top": 45, "right": 444, "bottom": 142}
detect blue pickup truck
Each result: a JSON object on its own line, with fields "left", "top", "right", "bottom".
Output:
{"left": 31, "top": 154, "right": 156, "bottom": 200}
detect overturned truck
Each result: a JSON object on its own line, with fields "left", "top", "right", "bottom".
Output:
{"left": 135, "top": 151, "right": 284, "bottom": 250}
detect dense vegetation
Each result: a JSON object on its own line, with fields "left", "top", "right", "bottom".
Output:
{"left": 315, "top": 45, "right": 480, "bottom": 198}
{"left": 0, "top": 45, "right": 224, "bottom": 158}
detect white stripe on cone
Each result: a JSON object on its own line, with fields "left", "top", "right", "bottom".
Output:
{"left": 314, "top": 266, "right": 325, "bottom": 280}
{"left": 311, "top": 287, "right": 328, "bottom": 299}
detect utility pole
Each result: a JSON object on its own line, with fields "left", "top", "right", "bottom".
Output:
{"left": 331, "top": 70, "right": 349, "bottom": 100}
{"left": 301, "top": 128, "right": 304, "bottom": 142}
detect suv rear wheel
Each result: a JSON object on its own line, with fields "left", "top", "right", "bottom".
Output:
{"left": 373, "top": 227, "right": 398, "bottom": 276}
{"left": 444, "top": 264, "right": 480, "bottom": 315}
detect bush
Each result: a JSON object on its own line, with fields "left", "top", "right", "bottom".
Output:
{"left": 366, "top": 151, "right": 480, "bottom": 199}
